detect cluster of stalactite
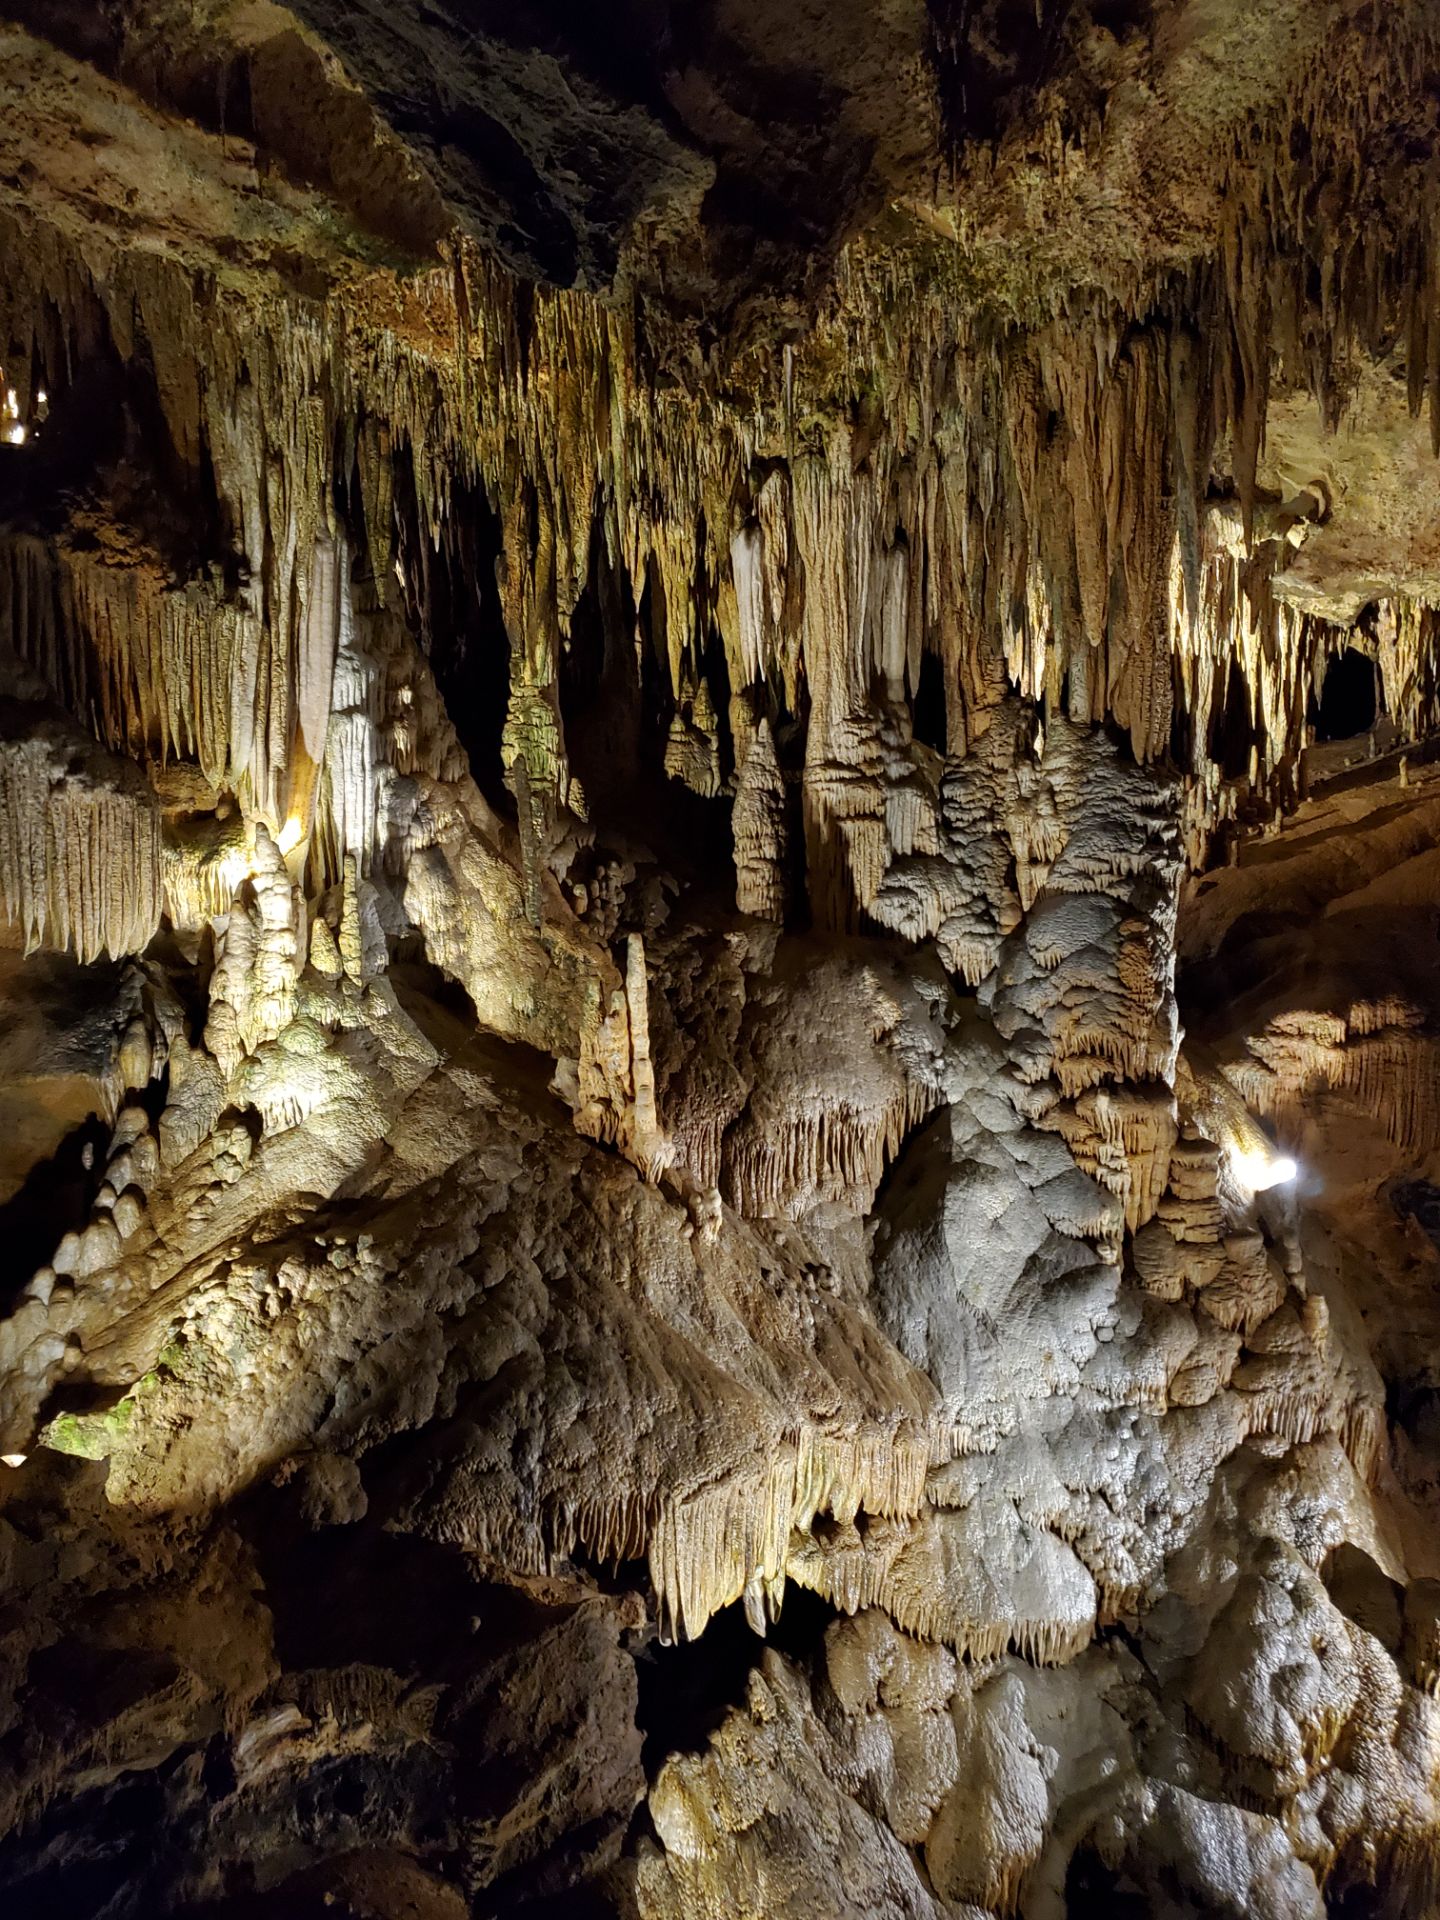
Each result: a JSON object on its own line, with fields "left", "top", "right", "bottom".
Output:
{"left": 0, "top": 671, "right": 162, "bottom": 962}
{"left": 0, "top": 4, "right": 1437, "bottom": 955}
{"left": 1173, "top": 536, "right": 1440, "bottom": 860}
{"left": 0, "top": 734, "right": 160, "bottom": 963}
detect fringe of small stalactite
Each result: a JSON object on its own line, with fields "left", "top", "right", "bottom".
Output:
{"left": 787, "top": 1548, "right": 1098, "bottom": 1674}
{"left": 0, "top": 730, "right": 162, "bottom": 962}
{"left": 1322, "top": 1820, "right": 1440, "bottom": 1920}
{"left": 1239, "top": 1389, "right": 1387, "bottom": 1491}
{"left": 1174, "top": 554, "right": 1440, "bottom": 861}
{"left": 1235, "top": 1018, "right": 1440, "bottom": 1162}
{"left": 786, "top": 1382, "right": 1385, "bottom": 1681}
{"left": 430, "top": 1421, "right": 951, "bottom": 1646}
{"left": 642, "top": 1425, "right": 943, "bottom": 1643}
{"left": 722, "top": 1083, "right": 937, "bottom": 1218}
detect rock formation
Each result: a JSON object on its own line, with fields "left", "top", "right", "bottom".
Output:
{"left": 2, "top": 2, "right": 1440, "bottom": 1915}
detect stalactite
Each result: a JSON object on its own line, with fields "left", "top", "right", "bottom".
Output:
{"left": 0, "top": 708, "right": 162, "bottom": 962}
{"left": 0, "top": 532, "right": 256, "bottom": 800}
{"left": 5, "top": 16, "right": 1440, "bottom": 929}
{"left": 723, "top": 1079, "right": 936, "bottom": 1221}
{"left": 161, "top": 802, "right": 251, "bottom": 929}
{"left": 786, "top": 1502, "right": 1097, "bottom": 1671}
{"left": 624, "top": 933, "right": 667, "bottom": 1176}
{"left": 640, "top": 1423, "right": 940, "bottom": 1643}
{"left": 1229, "top": 1012, "right": 1440, "bottom": 1162}
{"left": 731, "top": 720, "right": 788, "bottom": 921}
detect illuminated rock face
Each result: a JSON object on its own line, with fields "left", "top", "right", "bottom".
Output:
{"left": 2, "top": 3, "right": 1440, "bottom": 1915}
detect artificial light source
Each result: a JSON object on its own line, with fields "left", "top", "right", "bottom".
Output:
{"left": 276, "top": 815, "right": 305, "bottom": 856}
{"left": 1230, "top": 1144, "right": 1298, "bottom": 1192}
{"left": 1, "top": 1453, "right": 26, "bottom": 1469}
{"left": 2, "top": 387, "right": 26, "bottom": 445}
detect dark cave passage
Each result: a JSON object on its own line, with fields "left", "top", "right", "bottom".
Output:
{"left": 0, "top": 1111, "right": 109, "bottom": 1302}
{"left": 383, "top": 448, "right": 514, "bottom": 813}
{"left": 1064, "top": 1846, "right": 1150, "bottom": 1918}
{"left": 911, "top": 646, "right": 949, "bottom": 753}
{"left": 1314, "top": 647, "right": 1378, "bottom": 742}
{"left": 633, "top": 1583, "right": 841, "bottom": 1779}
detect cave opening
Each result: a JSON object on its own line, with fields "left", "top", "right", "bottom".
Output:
{"left": 1314, "top": 647, "right": 1378, "bottom": 742}
{"left": 0, "top": 321, "right": 234, "bottom": 628}
{"left": 1213, "top": 656, "right": 1255, "bottom": 780}
{"left": 912, "top": 646, "right": 949, "bottom": 752}
{"left": 633, "top": 1600, "right": 760, "bottom": 1777}
{"left": 0, "top": 1111, "right": 110, "bottom": 1306}
{"left": 1321, "top": 1542, "right": 1403, "bottom": 1652}
{"left": 632, "top": 1583, "right": 840, "bottom": 1779}
{"left": 558, "top": 530, "right": 737, "bottom": 894}
{"left": 250, "top": 1489, "right": 549, "bottom": 1677}
{"left": 926, "top": 0, "right": 1075, "bottom": 149}
{"left": 390, "top": 452, "right": 513, "bottom": 814}
{"left": 0, "top": 1766, "right": 173, "bottom": 1920}
{"left": 1391, "top": 1179, "right": 1440, "bottom": 1257}
{"left": 558, "top": 519, "right": 645, "bottom": 818}
{"left": 1064, "top": 1845, "right": 1150, "bottom": 1916}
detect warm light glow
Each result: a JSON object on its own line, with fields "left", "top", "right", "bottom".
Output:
{"left": 276, "top": 815, "right": 305, "bottom": 856}
{"left": 4, "top": 385, "right": 33, "bottom": 444}
{"left": 1231, "top": 1144, "right": 1298, "bottom": 1192}
{"left": 1, "top": 1453, "right": 26, "bottom": 1469}
{"left": 216, "top": 848, "right": 251, "bottom": 897}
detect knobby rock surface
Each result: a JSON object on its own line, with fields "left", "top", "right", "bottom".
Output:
{"left": 2, "top": 4, "right": 1440, "bottom": 1916}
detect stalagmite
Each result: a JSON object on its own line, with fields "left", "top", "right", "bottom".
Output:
{"left": 732, "top": 720, "right": 788, "bottom": 920}
{"left": 203, "top": 824, "right": 300, "bottom": 1078}
{"left": 624, "top": 933, "right": 668, "bottom": 1177}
